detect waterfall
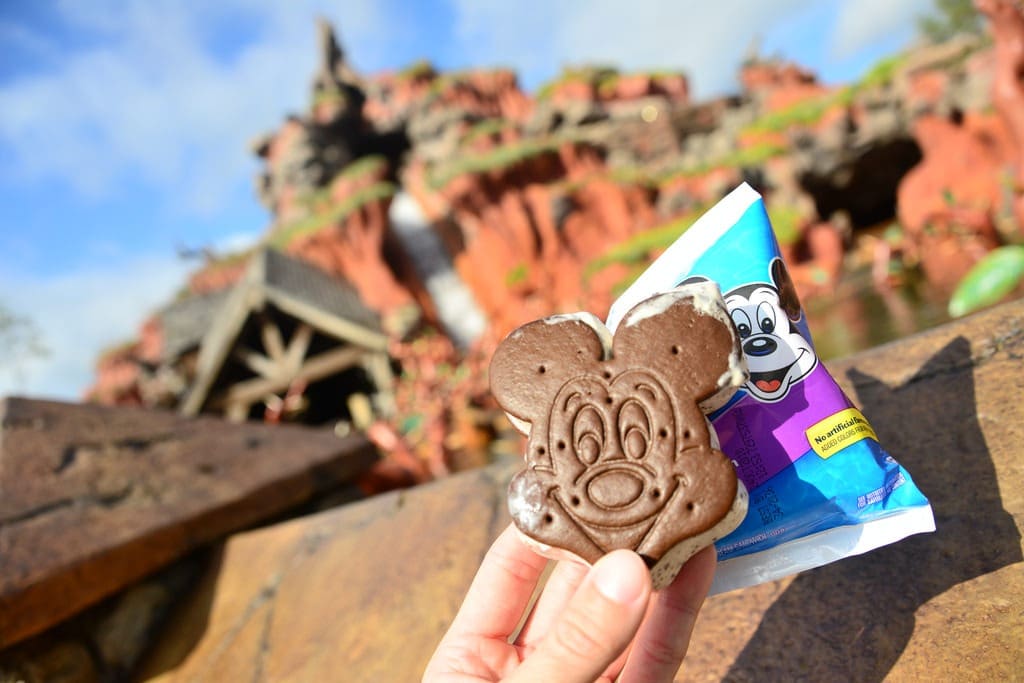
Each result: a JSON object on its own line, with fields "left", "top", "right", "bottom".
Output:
{"left": 388, "top": 191, "right": 487, "bottom": 348}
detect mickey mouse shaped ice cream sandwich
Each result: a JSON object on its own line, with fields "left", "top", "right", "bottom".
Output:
{"left": 490, "top": 281, "right": 750, "bottom": 589}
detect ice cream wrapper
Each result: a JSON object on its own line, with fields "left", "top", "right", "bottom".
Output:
{"left": 607, "top": 183, "right": 934, "bottom": 594}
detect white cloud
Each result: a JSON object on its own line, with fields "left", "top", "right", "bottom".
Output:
{"left": 212, "top": 229, "right": 262, "bottom": 255}
{"left": 0, "top": 0, "right": 388, "bottom": 400}
{"left": 0, "top": 0, "right": 386, "bottom": 215}
{"left": 0, "top": 255, "right": 192, "bottom": 400}
{"left": 450, "top": 0, "right": 562, "bottom": 82}
{"left": 449, "top": 0, "right": 930, "bottom": 98}
{"left": 0, "top": 0, "right": 934, "bottom": 402}
{"left": 830, "top": 0, "right": 933, "bottom": 58}
{"left": 0, "top": 0, "right": 932, "bottom": 214}
{"left": 450, "top": 0, "right": 838, "bottom": 98}
{"left": 556, "top": 0, "right": 815, "bottom": 97}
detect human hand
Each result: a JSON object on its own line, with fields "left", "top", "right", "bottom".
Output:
{"left": 423, "top": 524, "right": 716, "bottom": 682}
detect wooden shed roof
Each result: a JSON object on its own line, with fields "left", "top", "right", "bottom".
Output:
{"left": 180, "top": 248, "right": 386, "bottom": 416}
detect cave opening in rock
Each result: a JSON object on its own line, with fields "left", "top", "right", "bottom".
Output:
{"left": 799, "top": 137, "right": 923, "bottom": 229}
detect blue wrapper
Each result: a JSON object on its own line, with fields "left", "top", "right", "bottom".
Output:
{"left": 608, "top": 184, "right": 934, "bottom": 593}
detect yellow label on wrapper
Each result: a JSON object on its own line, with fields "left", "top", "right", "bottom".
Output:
{"left": 806, "top": 408, "right": 878, "bottom": 459}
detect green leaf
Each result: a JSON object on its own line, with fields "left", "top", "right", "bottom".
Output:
{"left": 505, "top": 263, "right": 529, "bottom": 287}
{"left": 766, "top": 203, "right": 803, "bottom": 246}
{"left": 399, "top": 413, "right": 424, "bottom": 435}
{"left": 948, "top": 246, "right": 1024, "bottom": 317}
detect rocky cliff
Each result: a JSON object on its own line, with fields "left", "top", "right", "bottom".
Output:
{"left": 88, "top": 11, "right": 1024, "bottom": 484}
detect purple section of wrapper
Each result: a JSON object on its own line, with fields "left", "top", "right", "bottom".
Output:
{"left": 713, "top": 365, "right": 849, "bottom": 489}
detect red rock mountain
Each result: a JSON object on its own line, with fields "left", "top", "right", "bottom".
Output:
{"left": 88, "top": 13, "right": 1024, "bottom": 482}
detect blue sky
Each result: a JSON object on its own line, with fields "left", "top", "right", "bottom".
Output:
{"left": 0, "top": 0, "right": 933, "bottom": 400}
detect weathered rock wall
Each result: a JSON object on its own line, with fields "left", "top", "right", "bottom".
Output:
{"left": 87, "top": 15, "right": 1024, "bottom": 489}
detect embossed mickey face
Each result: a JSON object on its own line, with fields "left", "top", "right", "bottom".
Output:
{"left": 548, "top": 371, "right": 680, "bottom": 528}
{"left": 491, "top": 284, "right": 747, "bottom": 564}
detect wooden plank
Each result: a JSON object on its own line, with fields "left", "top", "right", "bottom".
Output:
{"left": 232, "top": 346, "right": 279, "bottom": 380}
{"left": 232, "top": 323, "right": 313, "bottom": 384}
{"left": 260, "top": 316, "right": 286, "bottom": 362}
{"left": 225, "top": 400, "right": 250, "bottom": 423}
{"left": 215, "top": 345, "right": 366, "bottom": 408}
{"left": 363, "top": 351, "right": 396, "bottom": 413}
{"left": 0, "top": 398, "right": 378, "bottom": 649}
{"left": 282, "top": 323, "right": 314, "bottom": 375}
{"left": 180, "top": 281, "right": 263, "bottom": 416}
{"left": 139, "top": 298, "right": 1024, "bottom": 682}
{"left": 265, "top": 287, "right": 388, "bottom": 351}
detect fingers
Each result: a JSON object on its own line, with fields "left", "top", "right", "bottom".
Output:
{"left": 619, "top": 545, "right": 717, "bottom": 683}
{"left": 514, "top": 557, "right": 589, "bottom": 650}
{"left": 446, "top": 524, "right": 550, "bottom": 640}
{"left": 507, "top": 549, "right": 652, "bottom": 683}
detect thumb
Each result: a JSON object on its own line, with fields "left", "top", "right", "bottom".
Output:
{"left": 509, "top": 550, "right": 651, "bottom": 683}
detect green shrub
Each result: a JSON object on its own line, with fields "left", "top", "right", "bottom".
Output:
{"left": 462, "top": 118, "right": 515, "bottom": 145}
{"left": 584, "top": 211, "right": 704, "bottom": 279}
{"left": 268, "top": 182, "right": 396, "bottom": 249}
{"left": 766, "top": 203, "right": 803, "bottom": 246}
{"left": 744, "top": 96, "right": 836, "bottom": 134}
{"left": 296, "top": 156, "right": 389, "bottom": 212}
{"left": 339, "top": 155, "right": 388, "bottom": 181}
{"left": 396, "top": 59, "right": 435, "bottom": 81}
{"left": 657, "top": 142, "right": 786, "bottom": 184}
{"left": 505, "top": 263, "right": 529, "bottom": 287}
{"left": 858, "top": 55, "right": 906, "bottom": 89}
{"left": 428, "top": 133, "right": 585, "bottom": 189}
{"left": 535, "top": 65, "right": 619, "bottom": 100}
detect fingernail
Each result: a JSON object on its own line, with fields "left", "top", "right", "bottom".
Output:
{"left": 593, "top": 551, "right": 646, "bottom": 604}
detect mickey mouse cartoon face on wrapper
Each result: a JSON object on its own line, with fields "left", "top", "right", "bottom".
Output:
{"left": 490, "top": 283, "right": 749, "bottom": 578}
{"left": 724, "top": 259, "right": 817, "bottom": 403}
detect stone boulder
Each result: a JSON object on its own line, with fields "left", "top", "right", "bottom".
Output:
{"left": 136, "top": 298, "right": 1024, "bottom": 681}
{"left": 897, "top": 112, "right": 1009, "bottom": 290}
{"left": 740, "top": 56, "right": 830, "bottom": 112}
{"left": 977, "top": 0, "right": 1024, "bottom": 232}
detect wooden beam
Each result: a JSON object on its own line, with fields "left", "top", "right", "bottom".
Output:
{"left": 225, "top": 400, "right": 250, "bottom": 423}
{"left": 261, "top": 317, "right": 286, "bottom": 362}
{"left": 233, "top": 347, "right": 279, "bottom": 380}
{"left": 180, "top": 283, "right": 263, "bottom": 416}
{"left": 283, "top": 323, "right": 314, "bottom": 376}
{"left": 232, "top": 323, "right": 314, "bottom": 385}
{"left": 363, "top": 352, "right": 396, "bottom": 416}
{"left": 214, "top": 345, "right": 367, "bottom": 408}
{"left": 265, "top": 288, "right": 388, "bottom": 351}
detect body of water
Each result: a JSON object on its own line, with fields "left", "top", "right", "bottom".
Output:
{"left": 804, "top": 266, "right": 952, "bottom": 362}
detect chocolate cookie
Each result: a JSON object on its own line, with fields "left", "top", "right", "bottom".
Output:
{"left": 490, "top": 282, "right": 749, "bottom": 589}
